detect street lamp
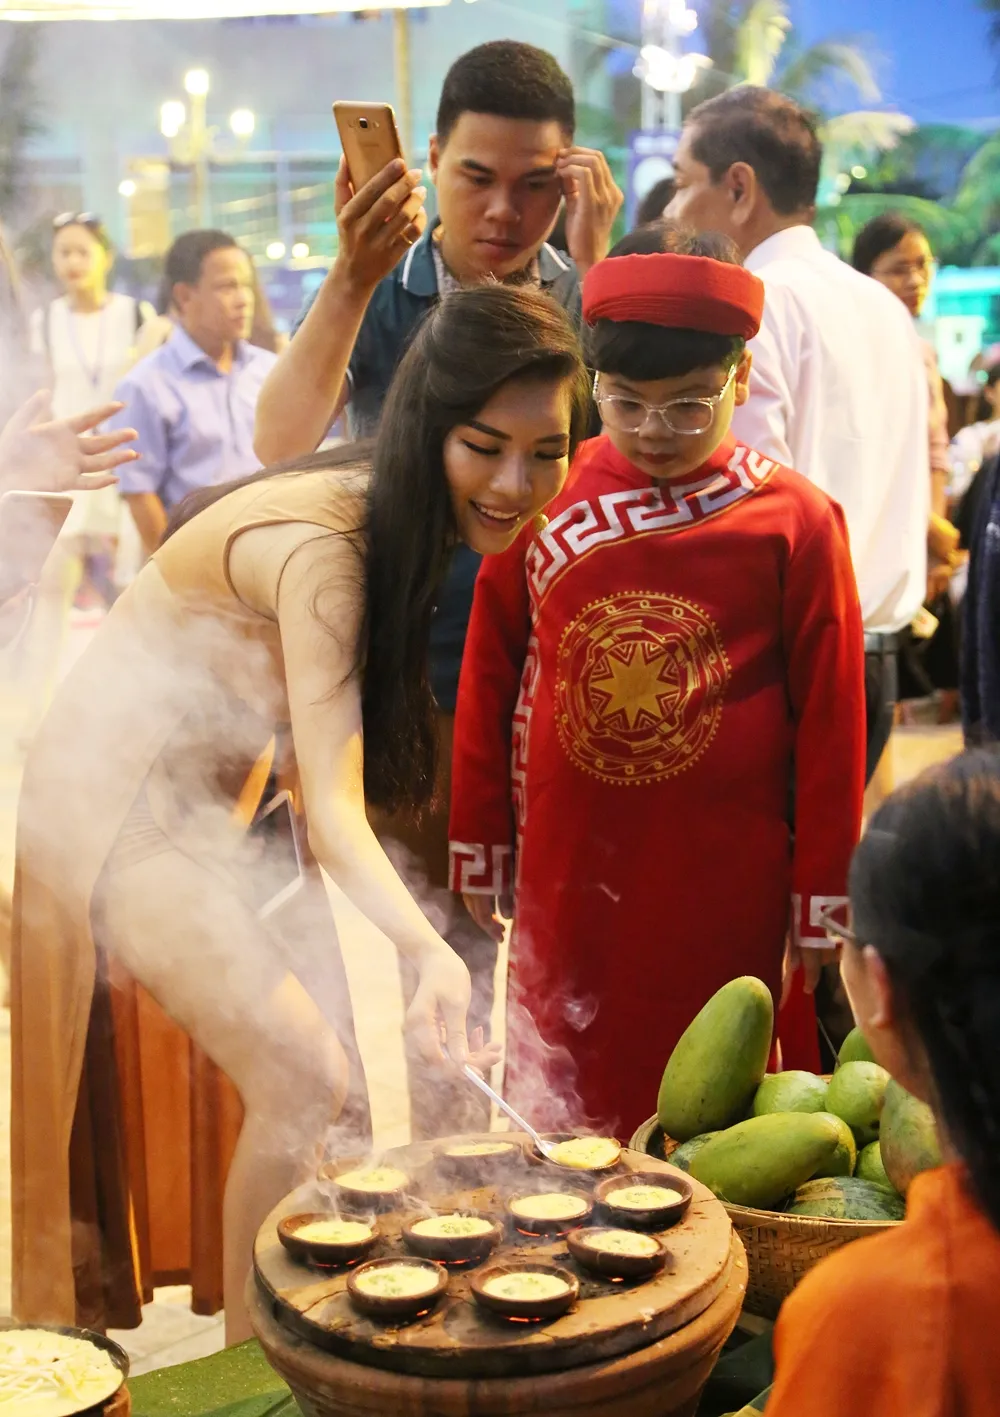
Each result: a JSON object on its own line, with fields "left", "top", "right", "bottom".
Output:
{"left": 160, "top": 100, "right": 186, "bottom": 140}
{"left": 161, "top": 71, "right": 255, "bottom": 229}
{"left": 183, "top": 68, "right": 211, "bottom": 98}
{"left": 181, "top": 70, "right": 210, "bottom": 226}
{"left": 230, "top": 108, "right": 255, "bottom": 141}
{"left": 636, "top": 0, "right": 710, "bottom": 132}
{"left": 636, "top": 46, "right": 712, "bottom": 96}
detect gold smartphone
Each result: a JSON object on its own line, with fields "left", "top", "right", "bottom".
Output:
{"left": 333, "top": 101, "right": 404, "bottom": 191}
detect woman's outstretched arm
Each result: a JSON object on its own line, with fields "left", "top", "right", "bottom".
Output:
{"left": 228, "top": 519, "right": 474, "bottom": 1066}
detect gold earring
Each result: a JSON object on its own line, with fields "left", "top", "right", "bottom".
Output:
{"left": 533, "top": 512, "right": 549, "bottom": 534}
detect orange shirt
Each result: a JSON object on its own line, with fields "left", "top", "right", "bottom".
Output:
{"left": 766, "top": 1165, "right": 1000, "bottom": 1417}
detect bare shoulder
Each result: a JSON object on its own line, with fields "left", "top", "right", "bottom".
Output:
{"left": 227, "top": 466, "right": 368, "bottom": 618}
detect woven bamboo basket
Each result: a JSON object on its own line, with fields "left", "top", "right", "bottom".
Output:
{"left": 630, "top": 1115, "right": 900, "bottom": 1320}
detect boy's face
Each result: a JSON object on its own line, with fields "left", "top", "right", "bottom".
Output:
{"left": 597, "top": 351, "right": 751, "bottom": 482}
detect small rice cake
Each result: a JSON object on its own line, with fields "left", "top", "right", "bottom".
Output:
{"left": 548, "top": 1136, "right": 621, "bottom": 1169}
{"left": 483, "top": 1271, "right": 570, "bottom": 1301}
{"left": 443, "top": 1140, "right": 516, "bottom": 1157}
{"left": 581, "top": 1229, "right": 660, "bottom": 1256}
{"left": 411, "top": 1214, "right": 494, "bottom": 1239}
{"left": 510, "top": 1193, "right": 589, "bottom": 1221}
{"left": 334, "top": 1165, "right": 408, "bottom": 1193}
{"left": 354, "top": 1263, "right": 439, "bottom": 1299}
{"left": 606, "top": 1183, "right": 683, "bottom": 1210}
{"left": 294, "top": 1219, "right": 373, "bottom": 1244}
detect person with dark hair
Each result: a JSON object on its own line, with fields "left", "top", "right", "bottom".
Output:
{"left": 449, "top": 223, "right": 865, "bottom": 1130}
{"left": 254, "top": 40, "right": 622, "bottom": 1138}
{"left": 257, "top": 39, "right": 619, "bottom": 461}
{"left": 11, "top": 281, "right": 590, "bottom": 1341}
{"left": 853, "top": 212, "right": 952, "bottom": 535}
{"left": 32, "top": 215, "right": 154, "bottom": 425}
{"left": 853, "top": 212, "right": 962, "bottom": 718}
{"left": 633, "top": 175, "right": 676, "bottom": 228}
{"left": 668, "top": 87, "right": 930, "bottom": 787}
{"left": 764, "top": 748, "right": 1000, "bottom": 1417}
{"left": 108, "top": 229, "right": 275, "bottom": 556}
{"left": 17, "top": 215, "right": 153, "bottom": 728}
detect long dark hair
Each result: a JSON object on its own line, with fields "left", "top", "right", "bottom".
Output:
{"left": 166, "top": 283, "right": 590, "bottom": 811}
{"left": 849, "top": 749, "right": 1000, "bottom": 1228}
{"left": 363, "top": 283, "right": 589, "bottom": 810}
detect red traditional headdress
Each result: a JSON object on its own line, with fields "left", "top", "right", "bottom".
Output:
{"left": 582, "top": 253, "right": 764, "bottom": 340}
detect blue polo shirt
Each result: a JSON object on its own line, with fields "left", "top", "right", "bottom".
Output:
{"left": 111, "top": 327, "right": 276, "bottom": 509}
{"left": 295, "top": 222, "right": 582, "bottom": 710}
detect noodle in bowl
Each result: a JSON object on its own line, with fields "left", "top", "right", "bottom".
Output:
{"left": 0, "top": 1325, "right": 127, "bottom": 1416}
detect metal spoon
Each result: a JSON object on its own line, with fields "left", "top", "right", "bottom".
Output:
{"left": 454, "top": 1062, "right": 565, "bottom": 1163}
{"left": 453, "top": 1063, "right": 621, "bottom": 1171}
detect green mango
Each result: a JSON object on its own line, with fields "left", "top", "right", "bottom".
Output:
{"left": 657, "top": 977, "right": 774, "bottom": 1142}
{"left": 836, "top": 1026, "right": 876, "bottom": 1068}
{"left": 825, "top": 1061, "right": 891, "bottom": 1147}
{"left": 856, "top": 1141, "right": 893, "bottom": 1190}
{"left": 880, "top": 1080, "right": 942, "bottom": 1194}
{"left": 752, "top": 1071, "right": 828, "bottom": 1116}
{"left": 689, "top": 1112, "right": 844, "bottom": 1210}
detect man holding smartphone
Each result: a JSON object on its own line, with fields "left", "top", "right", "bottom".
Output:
{"left": 255, "top": 40, "right": 622, "bottom": 1138}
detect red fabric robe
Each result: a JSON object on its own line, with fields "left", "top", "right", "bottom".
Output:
{"left": 449, "top": 433, "right": 865, "bottom": 1136}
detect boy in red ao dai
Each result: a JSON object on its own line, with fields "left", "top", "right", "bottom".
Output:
{"left": 449, "top": 227, "right": 865, "bottom": 1132}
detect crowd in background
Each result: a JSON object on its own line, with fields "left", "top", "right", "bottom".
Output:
{"left": 1, "top": 36, "right": 1000, "bottom": 1417}
{"left": 6, "top": 136, "right": 1000, "bottom": 742}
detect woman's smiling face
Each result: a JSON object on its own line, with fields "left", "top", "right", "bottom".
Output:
{"left": 443, "top": 375, "right": 573, "bottom": 553}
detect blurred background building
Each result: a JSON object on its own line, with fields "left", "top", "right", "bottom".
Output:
{"left": 3, "top": 0, "right": 1000, "bottom": 357}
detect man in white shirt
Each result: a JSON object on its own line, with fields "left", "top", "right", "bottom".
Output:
{"left": 668, "top": 86, "right": 929, "bottom": 781}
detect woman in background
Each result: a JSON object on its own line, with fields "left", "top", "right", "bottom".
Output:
{"left": 20, "top": 215, "right": 153, "bottom": 727}
{"left": 766, "top": 749, "right": 1000, "bottom": 1415}
{"left": 853, "top": 213, "right": 962, "bottom": 719}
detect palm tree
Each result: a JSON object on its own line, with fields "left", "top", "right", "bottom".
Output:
{"left": 687, "top": 0, "right": 914, "bottom": 210}
{"left": 952, "top": 131, "right": 1000, "bottom": 263}
{"left": 688, "top": 0, "right": 880, "bottom": 105}
{"left": 980, "top": 0, "right": 1000, "bottom": 58}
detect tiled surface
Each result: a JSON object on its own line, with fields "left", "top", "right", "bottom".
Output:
{"left": 0, "top": 618, "right": 961, "bottom": 1369}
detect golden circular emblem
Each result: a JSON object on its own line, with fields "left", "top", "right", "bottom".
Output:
{"left": 556, "top": 591, "right": 730, "bottom": 785}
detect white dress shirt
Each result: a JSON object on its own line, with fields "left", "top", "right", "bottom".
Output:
{"left": 731, "top": 225, "right": 929, "bottom": 634}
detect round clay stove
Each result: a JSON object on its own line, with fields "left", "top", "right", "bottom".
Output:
{"left": 249, "top": 1132, "right": 747, "bottom": 1416}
